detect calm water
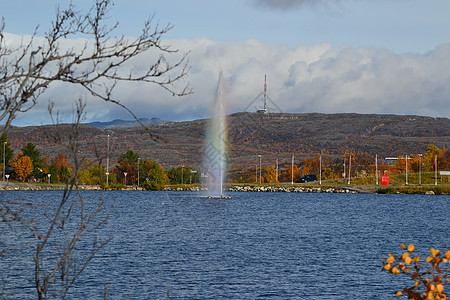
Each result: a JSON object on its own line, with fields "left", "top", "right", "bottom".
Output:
{"left": 1, "top": 190, "right": 449, "bottom": 299}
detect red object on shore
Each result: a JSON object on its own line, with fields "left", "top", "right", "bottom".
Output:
{"left": 381, "top": 175, "right": 389, "bottom": 186}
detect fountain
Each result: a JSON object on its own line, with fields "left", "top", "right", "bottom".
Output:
{"left": 203, "top": 72, "right": 228, "bottom": 198}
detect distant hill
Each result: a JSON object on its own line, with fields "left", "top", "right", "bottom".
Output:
{"left": 86, "top": 117, "right": 166, "bottom": 129}
{"left": 7, "top": 112, "right": 450, "bottom": 170}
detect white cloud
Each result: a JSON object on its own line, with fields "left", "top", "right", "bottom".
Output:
{"left": 4, "top": 33, "right": 450, "bottom": 126}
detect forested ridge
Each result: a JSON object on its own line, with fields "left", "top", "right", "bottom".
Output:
{"left": 6, "top": 112, "right": 450, "bottom": 170}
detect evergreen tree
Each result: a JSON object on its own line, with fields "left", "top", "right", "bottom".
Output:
{"left": 22, "top": 142, "right": 45, "bottom": 179}
{"left": 48, "top": 165, "right": 59, "bottom": 184}
{"left": 114, "top": 150, "right": 140, "bottom": 185}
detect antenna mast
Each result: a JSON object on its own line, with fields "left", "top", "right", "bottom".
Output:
{"left": 256, "top": 75, "right": 269, "bottom": 114}
{"left": 263, "top": 75, "right": 267, "bottom": 112}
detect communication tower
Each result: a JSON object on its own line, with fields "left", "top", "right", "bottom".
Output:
{"left": 257, "top": 75, "right": 268, "bottom": 114}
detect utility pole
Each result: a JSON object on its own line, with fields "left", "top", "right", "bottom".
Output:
{"left": 276, "top": 159, "right": 278, "bottom": 182}
{"left": 348, "top": 154, "right": 352, "bottom": 185}
{"left": 291, "top": 154, "right": 294, "bottom": 185}
{"left": 106, "top": 135, "right": 110, "bottom": 185}
{"left": 375, "top": 154, "right": 378, "bottom": 185}
{"left": 259, "top": 155, "right": 262, "bottom": 184}
{"left": 319, "top": 155, "right": 322, "bottom": 185}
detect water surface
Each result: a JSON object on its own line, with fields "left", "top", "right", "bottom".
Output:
{"left": 1, "top": 191, "right": 449, "bottom": 299}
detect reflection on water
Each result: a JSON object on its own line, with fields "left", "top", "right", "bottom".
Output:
{"left": 1, "top": 191, "right": 449, "bottom": 299}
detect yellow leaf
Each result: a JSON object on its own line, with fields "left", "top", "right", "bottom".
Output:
{"left": 405, "top": 256, "right": 412, "bottom": 265}
{"left": 387, "top": 256, "right": 395, "bottom": 264}
{"left": 408, "top": 244, "right": 415, "bottom": 252}
{"left": 395, "top": 291, "right": 403, "bottom": 296}
{"left": 402, "top": 252, "right": 410, "bottom": 259}
{"left": 400, "top": 244, "right": 406, "bottom": 249}
{"left": 414, "top": 256, "right": 421, "bottom": 262}
{"left": 391, "top": 267, "right": 400, "bottom": 275}
{"left": 427, "top": 256, "right": 433, "bottom": 263}
{"left": 433, "top": 249, "right": 440, "bottom": 257}
{"left": 415, "top": 279, "right": 420, "bottom": 286}
{"left": 436, "top": 284, "right": 444, "bottom": 293}
{"left": 384, "top": 263, "right": 391, "bottom": 271}
{"left": 445, "top": 250, "right": 450, "bottom": 260}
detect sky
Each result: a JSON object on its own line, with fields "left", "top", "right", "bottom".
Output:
{"left": 2, "top": 0, "right": 450, "bottom": 126}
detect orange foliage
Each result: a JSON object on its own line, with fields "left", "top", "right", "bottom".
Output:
{"left": 264, "top": 165, "right": 278, "bottom": 183}
{"left": 383, "top": 244, "right": 450, "bottom": 299}
{"left": 12, "top": 153, "right": 33, "bottom": 181}
{"left": 52, "top": 152, "right": 70, "bottom": 170}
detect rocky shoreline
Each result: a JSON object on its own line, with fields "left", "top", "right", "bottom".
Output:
{"left": 0, "top": 182, "right": 102, "bottom": 191}
{"left": 0, "top": 182, "right": 442, "bottom": 195}
{"left": 163, "top": 185, "right": 362, "bottom": 193}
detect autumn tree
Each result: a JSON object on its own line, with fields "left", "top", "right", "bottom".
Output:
{"left": 90, "top": 164, "right": 108, "bottom": 185}
{"left": 423, "top": 144, "right": 441, "bottom": 172}
{"left": 279, "top": 164, "right": 301, "bottom": 183}
{"left": 50, "top": 152, "right": 72, "bottom": 183}
{"left": 302, "top": 158, "right": 316, "bottom": 176}
{"left": 77, "top": 161, "right": 109, "bottom": 186}
{"left": 12, "top": 153, "right": 33, "bottom": 181}
{"left": 140, "top": 160, "right": 168, "bottom": 190}
{"left": 114, "top": 150, "right": 140, "bottom": 185}
{"left": 168, "top": 166, "right": 197, "bottom": 185}
{"left": 265, "top": 165, "right": 278, "bottom": 183}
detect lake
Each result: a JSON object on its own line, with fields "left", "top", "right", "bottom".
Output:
{"left": 1, "top": 190, "right": 449, "bottom": 299}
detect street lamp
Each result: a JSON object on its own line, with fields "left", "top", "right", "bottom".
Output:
{"left": 47, "top": 173, "right": 51, "bottom": 184}
{"left": 181, "top": 165, "right": 184, "bottom": 185}
{"left": 190, "top": 170, "right": 197, "bottom": 184}
{"left": 418, "top": 154, "right": 422, "bottom": 185}
{"left": 276, "top": 159, "right": 278, "bottom": 182}
{"left": 3, "top": 141, "right": 6, "bottom": 182}
{"left": 106, "top": 134, "right": 110, "bottom": 185}
{"left": 405, "top": 155, "right": 409, "bottom": 185}
{"left": 291, "top": 154, "right": 294, "bottom": 185}
{"left": 319, "top": 154, "right": 322, "bottom": 185}
{"left": 375, "top": 154, "right": 378, "bottom": 185}
{"left": 137, "top": 158, "right": 141, "bottom": 188}
{"left": 258, "top": 155, "right": 262, "bottom": 184}
{"left": 348, "top": 153, "right": 352, "bottom": 185}
{"left": 255, "top": 162, "right": 257, "bottom": 183}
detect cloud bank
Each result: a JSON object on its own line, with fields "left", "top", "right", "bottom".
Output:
{"left": 5, "top": 33, "right": 450, "bottom": 126}
{"left": 252, "top": 0, "right": 343, "bottom": 10}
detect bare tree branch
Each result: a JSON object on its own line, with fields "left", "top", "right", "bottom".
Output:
{"left": 0, "top": 0, "right": 192, "bottom": 132}
{"left": 34, "top": 100, "right": 114, "bottom": 299}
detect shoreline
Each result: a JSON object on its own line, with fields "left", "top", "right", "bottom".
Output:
{"left": 0, "top": 181, "right": 447, "bottom": 195}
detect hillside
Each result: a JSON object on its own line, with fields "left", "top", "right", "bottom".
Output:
{"left": 7, "top": 112, "right": 450, "bottom": 170}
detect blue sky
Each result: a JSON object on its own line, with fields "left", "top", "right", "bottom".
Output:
{"left": 2, "top": 0, "right": 450, "bottom": 125}
{"left": 5, "top": 0, "right": 449, "bottom": 53}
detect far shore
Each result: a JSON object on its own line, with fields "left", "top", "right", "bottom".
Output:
{"left": 0, "top": 181, "right": 448, "bottom": 195}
